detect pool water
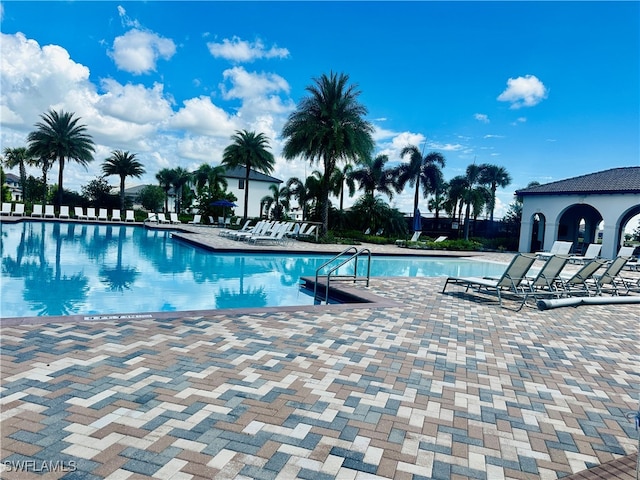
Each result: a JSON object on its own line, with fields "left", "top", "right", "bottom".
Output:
{"left": 0, "top": 222, "right": 506, "bottom": 318}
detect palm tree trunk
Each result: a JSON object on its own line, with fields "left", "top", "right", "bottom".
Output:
{"left": 56, "top": 156, "right": 65, "bottom": 207}
{"left": 463, "top": 201, "right": 471, "bottom": 240}
{"left": 120, "top": 175, "right": 126, "bottom": 211}
{"left": 244, "top": 166, "right": 250, "bottom": 221}
{"left": 413, "top": 179, "right": 420, "bottom": 213}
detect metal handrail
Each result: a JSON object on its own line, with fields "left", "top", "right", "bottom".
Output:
{"left": 314, "top": 247, "right": 372, "bottom": 304}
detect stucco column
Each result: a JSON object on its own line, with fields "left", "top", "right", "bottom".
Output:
{"left": 600, "top": 221, "right": 618, "bottom": 259}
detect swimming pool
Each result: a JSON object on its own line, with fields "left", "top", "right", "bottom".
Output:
{"left": 0, "top": 221, "right": 506, "bottom": 318}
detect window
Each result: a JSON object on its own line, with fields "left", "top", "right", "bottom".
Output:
{"left": 238, "top": 179, "right": 245, "bottom": 190}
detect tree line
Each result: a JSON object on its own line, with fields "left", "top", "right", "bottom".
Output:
{"left": 2, "top": 72, "right": 513, "bottom": 241}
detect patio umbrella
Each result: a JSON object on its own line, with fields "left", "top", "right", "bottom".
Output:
{"left": 210, "top": 200, "right": 237, "bottom": 224}
{"left": 413, "top": 208, "right": 421, "bottom": 232}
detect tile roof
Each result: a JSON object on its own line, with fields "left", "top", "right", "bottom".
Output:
{"left": 222, "top": 166, "right": 282, "bottom": 183}
{"left": 517, "top": 166, "right": 640, "bottom": 196}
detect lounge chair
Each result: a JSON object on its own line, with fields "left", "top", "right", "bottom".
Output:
{"left": 98, "top": 208, "right": 109, "bottom": 221}
{"left": 12, "top": 203, "right": 25, "bottom": 216}
{"left": 396, "top": 231, "right": 421, "bottom": 246}
{"left": 232, "top": 221, "right": 270, "bottom": 241}
{"left": 220, "top": 219, "right": 252, "bottom": 238}
{"left": 517, "top": 254, "right": 571, "bottom": 309}
{"left": 248, "top": 222, "right": 293, "bottom": 245}
{"left": 434, "top": 236, "right": 447, "bottom": 243}
{"left": 1, "top": 203, "right": 11, "bottom": 216}
{"left": 535, "top": 241, "right": 573, "bottom": 260}
{"left": 616, "top": 246, "right": 635, "bottom": 258}
{"left": 59, "top": 206, "right": 70, "bottom": 219}
{"left": 44, "top": 205, "right": 55, "bottom": 218}
{"left": 298, "top": 224, "right": 317, "bottom": 240}
{"left": 442, "top": 253, "right": 538, "bottom": 308}
{"left": 568, "top": 243, "right": 601, "bottom": 264}
{"left": 188, "top": 214, "right": 202, "bottom": 225}
{"left": 170, "top": 213, "right": 182, "bottom": 224}
{"left": 74, "top": 206, "right": 87, "bottom": 220}
{"left": 125, "top": 210, "right": 135, "bottom": 222}
{"left": 31, "top": 204, "right": 43, "bottom": 217}
{"left": 86, "top": 208, "right": 98, "bottom": 220}
{"left": 111, "top": 209, "right": 121, "bottom": 221}
{"left": 556, "top": 259, "right": 608, "bottom": 296}
{"left": 588, "top": 255, "right": 634, "bottom": 295}
{"left": 156, "top": 213, "right": 170, "bottom": 224}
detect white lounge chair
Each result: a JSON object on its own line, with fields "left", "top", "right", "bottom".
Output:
{"left": 396, "top": 231, "right": 421, "bottom": 246}
{"left": 1, "top": 203, "right": 11, "bottom": 216}
{"left": 147, "top": 212, "right": 158, "bottom": 222}
{"left": 248, "top": 222, "right": 292, "bottom": 245}
{"left": 298, "top": 224, "right": 317, "bottom": 240}
{"left": 74, "top": 206, "right": 87, "bottom": 220}
{"left": 98, "top": 208, "right": 109, "bottom": 221}
{"left": 220, "top": 219, "right": 252, "bottom": 237}
{"left": 125, "top": 210, "right": 135, "bottom": 222}
{"left": 156, "top": 213, "right": 170, "bottom": 224}
{"left": 535, "top": 241, "right": 573, "bottom": 260}
{"left": 12, "top": 203, "right": 25, "bottom": 216}
{"left": 111, "top": 209, "right": 121, "bottom": 221}
{"left": 568, "top": 243, "right": 602, "bottom": 264}
{"left": 59, "top": 206, "right": 70, "bottom": 219}
{"left": 188, "top": 214, "right": 202, "bottom": 225}
{"left": 43, "top": 205, "right": 55, "bottom": 218}
{"left": 434, "top": 236, "right": 447, "bottom": 243}
{"left": 170, "top": 213, "right": 182, "bottom": 224}
{"left": 86, "top": 208, "right": 98, "bottom": 220}
{"left": 442, "top": 253, "right": 538, "bottom": 308}
{"left": 31, "top": 204, "right": 43, "bottom": 217}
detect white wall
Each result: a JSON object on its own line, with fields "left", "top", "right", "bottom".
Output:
{"left": 519, "top": 193, "right": 640, "bottom": 259}
{"left": 226, "top": 179, "right": 279, "bottom": 218}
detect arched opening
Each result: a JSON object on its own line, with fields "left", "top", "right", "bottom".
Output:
{"left": 530, "top": 213, "right": 545, "bottom": 253}
{"left": 558, "top": 204, "right": 603, "bottom": 254}
{"left": 617, "top": 208, "right": 640, "bottom": 254}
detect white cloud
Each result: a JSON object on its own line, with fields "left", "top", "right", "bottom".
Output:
{"left": 117, "top": 5, "right": 141, "bottom": 29}
{"left": 97, "top": 79, "right": 173, "bottom": 124}
{"left": 474, "top": 113, "right": 489, "bottom": 123}
{"left": 427, "top": 141, "right": 464, "bottom": 152}
{"left": 497, "top": 75, "right": 548, "bottom": 109}
{"left": 170, "top": 96, "right": 239, "bottom": 137}
{"left": 510, "top": 117, "right": 527, "bottom": 126}
{"left": 109, "top": 29, "right": 176, "bottom": 75}
{"left": 484, "top": 134, "right": 504, "bottom": 139}
{"left": 207, "top": 36, "right": 289, "bottom": 63}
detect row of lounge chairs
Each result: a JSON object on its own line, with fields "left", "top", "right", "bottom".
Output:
{"left": 1, "top": 203, "right": 137, "bottom": 222}
{"left": 219, "top": 220, "right": 317, "bottom": 245}
{"left": 442, "top": 252, "right": 639, "bottom": 311}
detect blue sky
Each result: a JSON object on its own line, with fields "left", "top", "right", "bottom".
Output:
{"left": 1, "top": 1, "right": 638, "bottom": 218}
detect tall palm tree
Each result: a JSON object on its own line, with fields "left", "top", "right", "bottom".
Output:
{"left": 349, "top": 154, "right": 396, "bottom": 199}
{"left": 222, "top": 130, "right": 275, "bottom": 221}
{"left": 102, "top": 150, "right": 146, "bottom": 211}
{"left": 281, "top": 72, "right": 374, "bottom": 235}
{"left": 428, "top": 177, "right": 448, "bottom": 220}
{"left": 260, "top": 184, "right": 290, "bottom": 220}
{"left": 26, "top": 109, "right": 95, "bottom": 207}
{"left": 2, "top": 147, "right": 35, "bottom": 202}
{"left": 395, "top": 145, "right": 446, "bottom": 219}
{"left": 156, "top": 168, "right": 176, "bottom": 212}
{"left": 479, "top": 164, "right": 512, "bottom": 222}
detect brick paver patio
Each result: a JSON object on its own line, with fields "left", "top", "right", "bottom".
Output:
{"left": 1, "top": 225, "right": 638, "bottom": 479}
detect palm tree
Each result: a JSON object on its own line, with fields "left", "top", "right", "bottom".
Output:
{"left": 26, "top": 109, "right": 95, "bottom": 207}
{"left": 192, "top": 163, "right": 228, "bottom": 198}
{"left": 281, "top": 71, "right": 374, "bottom": 236}
{"left": 260, "top": 184, "right": 290, "bottom": 220}
{"left": 459, "top": 164, "right": 492, "bottom": 240}
{"left": 349, "top": 154, "right": 396, "bottom": 199}
{"left": 428, "top": 177, "right": 448, "bottom": 220}
{"left": 171, "top": 167, "right": 191, "bottom": 214}
{"left": 222, "top": 130, "right": 275, "bottom": 221}
{"left": 479, "top": 164, "right": 512, "bottom": 222}
{"left": 395, "top": 145, "right": 446, "bottom": 219}
{"left": 156, "top": 168, "right": 176, "bottom": 212}
{"left": 2, "top": 147, "right": 35, "bottom": 203}
{"left": 102, "top": 150, "right": 146, "bottom": 211}
{"left": 287, "top": 171, "right": 324, "bottom": 222}
{"left": 330, "top": 163, "right": 355, "bottom": 212}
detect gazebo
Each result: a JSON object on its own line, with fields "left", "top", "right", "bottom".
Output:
{"left": 517, "top": 166, "right": 640, "bottom": 259}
